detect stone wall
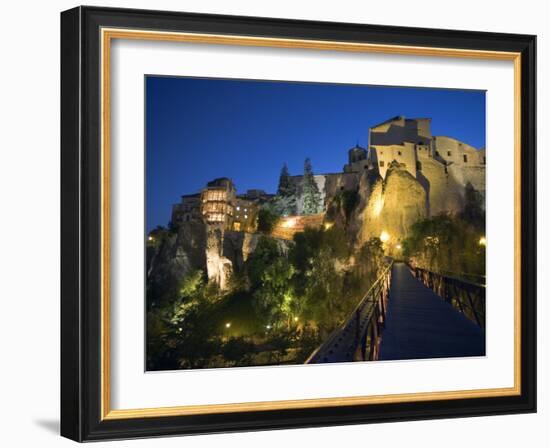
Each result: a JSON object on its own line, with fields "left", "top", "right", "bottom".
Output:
{"left": 271, "top": 213, "right": 325, "bottom": 240}
{"left": 369, "top": 142, "right": 417, "bottom": 179}
{"left": 417, "top": 151, "right": 464, "bottom": 216}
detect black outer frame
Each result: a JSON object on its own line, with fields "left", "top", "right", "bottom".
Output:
{"left": 60, "top": 6, "right": 536, "bottom": 442}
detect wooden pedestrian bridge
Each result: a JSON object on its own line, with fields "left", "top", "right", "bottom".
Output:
{"left": 306, "top": 261, "right": 486, "bottom": 364}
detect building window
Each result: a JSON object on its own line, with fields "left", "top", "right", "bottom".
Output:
{"left": 205, "top": 190, "right": 226, "bottom": 202}
{"left": 379, "top": 161, "right": 385, "bottom": 167}
{"left": 233, "top": 222, "right": 241, "bottom": 231}
{"left": 435, "top": 151, "right": 440, "bottom": 156}
{"left": 398, "top": 151, "right": 402, "bottom": 156}
{"left": 447, "top": 151, "right": 452, "bottom": 156}
{"left": 416, "top": 161, "right": 422, "bottom": 170}
{"left": 364, "top": 165, "right": 368, "bottom": 169}
{"left": 207, "top": 213, "right": 224, "bottom": 223}
{"left": 483, "top": 156, "right": 486, "bottom": 164}
{"left": 463, "top": 154, "right": 468, "bottom": 163}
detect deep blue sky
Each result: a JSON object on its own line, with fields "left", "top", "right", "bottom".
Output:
{"left": 146, "top": 76, "right": 485, "bottom": 231}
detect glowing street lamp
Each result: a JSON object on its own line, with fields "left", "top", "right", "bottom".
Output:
{"left": 293, "top": 316, "right": 299, "bottom": 322}
{"left": 225, "top": 322, "right": 231, "bottom": 329}
{"left": 395, "top": 243, "right": 402, "bottom": 250}
{"left": 380, "top": 231, "right": 390, "bottom": 243}
{"left": 148, "top": 235, "right": 154, "bottom": 242}
{"left": 479, "top": 236, "right": 487, "bottom": 247}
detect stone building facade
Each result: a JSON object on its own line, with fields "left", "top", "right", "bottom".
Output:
{"left": 171, "top": 193, "right": 201, "bottom": 225}
{"left": 171, "top": 178, "right": 269, "bottom": 233}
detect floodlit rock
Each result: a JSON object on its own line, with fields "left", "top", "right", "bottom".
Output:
{"left": 359, "top": 162, "right": 427, "bottom": 244}
{"left": 205, "top": 225, "right": 233, "bottom": 290}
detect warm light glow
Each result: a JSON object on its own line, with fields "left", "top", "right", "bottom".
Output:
{"left": 324, "top": 222, "right": 334, "bottom": 230}
{"left": 380, "top": 231, "right": 390, "bottom": 243}
{"left": 148, "top": 235, "right": 154, "bottom": 242}
{"left": 479, "top": 236, "right": 487, "bottom": 246}
{"left": 266, "top": 324, "right": 272, "bottom": 330}
{"left": 396, "top": 243, "right": 402, "bottom": 250}
{"left": 373, "top": 196, "right": 384, "bottom": 217}
{"left": 293, "top": 317, "right": 299, "bottom": 322}
{"left": 225, "top": 322, "right": 231, "bottom": 329}
{"left": 281, "top": 218, "right": 296, "bottom": 228}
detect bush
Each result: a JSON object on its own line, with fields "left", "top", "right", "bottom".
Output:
{"left": 257, "top": 207, "right": 280, "bottom": 233}
{"left": 403, "top": 213, "right": 485, "bottom": 277}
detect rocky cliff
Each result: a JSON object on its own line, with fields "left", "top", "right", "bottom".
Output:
{"left": 355, "top": 162, "right": 427, "bottom": 245}
{"left": 147, "top": 221, "right": 207, "bottom": 304}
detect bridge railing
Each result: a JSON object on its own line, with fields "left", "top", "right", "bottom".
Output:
{"left": 305, "top": 261, "right": 393, "bottom": 364}
{"left": 409, "top": 266, "right": 486, "bottom": 328}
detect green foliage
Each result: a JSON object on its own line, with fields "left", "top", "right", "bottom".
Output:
{"left": 220, "top": 337, "right": 256, "bottom": 366}
{"left": 178, "top": 269, "right": 204, "bottom": 298}
{"left": 356, "top": 238, "right": 385, "bottom": 280}
{"left": 247, "top": 236, "right": 282, "bottom": 287}
{"left": 402, "top": 213, "right": 485, "bottom": 277}
{"left": 289, "top": 226, "right": 356, "bottom": 334}
{"left": 257, "top": 207, "right": 280, "bottom": 233}
{"left": 273, "top": 163, "right": 298, "bottom": 215}
{"left": 290, "top": 227, "right": 349, "bottom": 280}
{"left": 461, "top": 182, "right": 485, "bottom": 231}
{"left": 300, "top": 247, "right": 344, "bottom": 332}
{"left": 246, "top": 236, "right": 295, "bottom": 325}
{"left": 277, "top": 163, "right": 294, "bottom": 197}
{"left": 252, "top": 257, "right": 295, "bottom": 325}
{"left": 301, "top": 158, "right": 323, "bottom": 215}
{"left": 148, "top": 218, "right": 385, "bottom": 370}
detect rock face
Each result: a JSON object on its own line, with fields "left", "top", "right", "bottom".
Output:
{"left": 147, "top": 221, "right": 207, "bottom": 304}
{"left": 222, "top": 231, "right": 260, "bottom": 271}
{"left": 357, "top": 163, "right": 427, "bottom": 245}
{"left": 205, "top": 226, "right": 235, "bottom": 291}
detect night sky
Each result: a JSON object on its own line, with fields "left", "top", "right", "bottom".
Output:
{"left": 146, "top": 76, "right": 486, "bottom": 231}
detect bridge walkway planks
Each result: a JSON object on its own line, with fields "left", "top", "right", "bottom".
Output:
{"left": 379, "top": 262, "right": 485, "bottom": 361}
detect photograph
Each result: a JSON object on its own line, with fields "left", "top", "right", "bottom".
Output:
{"left": 145, "top": 76, "right": 487, "bottom": 371}
{"left": 56, "top": 4, "right": 537, "bottom": 442}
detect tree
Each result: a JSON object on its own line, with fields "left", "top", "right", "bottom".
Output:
{"left": 252, "top": 257, "right": 295, "bottom": 325}
{"left": 274, "top": 163, "right": 297, "bottom": 215}
{"left": 301, "top": 158, "right": 322, "bottom": 215}
{"left": 246, "top": 236, "right": 283, "bottom": 288}
{"left": 277, "top": 163, "right": 292, "bottom": 196}
{"left": 461, "top": 182, "right": 485, "bottom": 231}
{"left": 355, "top": 238, "right": 385, "bottom": 284}
{"left": 257, "top": 207, "right": 280, "bottom": 233}
{"left": 402, "top": 213, "right": 485, "bottom": 277}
